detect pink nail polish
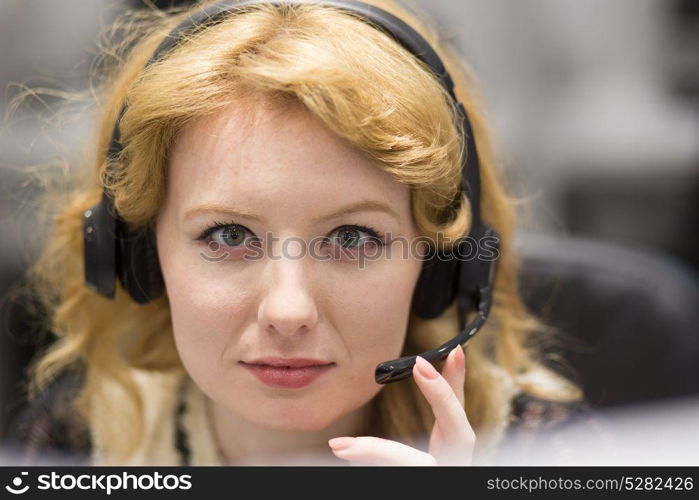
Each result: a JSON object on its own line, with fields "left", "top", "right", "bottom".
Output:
{"left": 454, "top": 346, "right": 465, "bottom": 368}
{"left": 416, "top": 356, "right": 439, "bottom": 379}
{"left": 329, "top": 437, "right": 354, "bottom": 450}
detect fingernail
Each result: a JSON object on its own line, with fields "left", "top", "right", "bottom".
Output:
{"left": 453, "top": 346, "right": 465, "bottom": 370}
{"left": 415, "top": 356, "right": 439, "bottom": 380}
{"left": 329, "top": 437, "right": 354, "bottom": 450}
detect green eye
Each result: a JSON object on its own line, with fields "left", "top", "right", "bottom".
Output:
{"left": 330, "top": 226, "right": 381, "bottom": 249}
{"left": 220, "top": 226, "right": 247, "bottom": 247}
{"left": 337, "top": 228, "right": 361, "bottom": 248}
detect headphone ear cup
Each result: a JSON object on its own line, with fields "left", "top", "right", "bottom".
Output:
{"left": 410, "top": 249, "right": 460, "bottom": 319}
{"left": 83, "top": 194, "right": 117, "bottom": 298}
{"left": 116, "top": 222, "right": 165, "bottom": 304}
{"left": 411, "top": 236, "right": 487, "bottom": 320}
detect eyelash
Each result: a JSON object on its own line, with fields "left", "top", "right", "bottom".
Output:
{"left": 195, "top": 220, "right": 386, "bottom": 250}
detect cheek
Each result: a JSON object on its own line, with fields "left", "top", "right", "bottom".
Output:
{"left": 159, "top": 235, "right": 256, "bottom": 318}
{"left": 334, "top": 259, "right": 421, "bottom": 373}
{"left": 159, "top": 247, "right": 256, "bottom": 380}
{"left": 322, "top": 261, "right": 420, "bottom": 421}
{"left": 168, "top": 288, "right": 251, "bottom": 383}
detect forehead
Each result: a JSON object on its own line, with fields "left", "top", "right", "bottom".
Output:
{"left": 166, "top": 97, "right": 411, "bottom": 221}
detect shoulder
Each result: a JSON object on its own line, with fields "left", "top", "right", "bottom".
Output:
{"left": 3, "top": 369, "right": 92, "bottom": 465}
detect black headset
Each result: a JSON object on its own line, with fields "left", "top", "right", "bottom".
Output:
{"left": 82, "top": 0, "right": 500, "bottom": 384}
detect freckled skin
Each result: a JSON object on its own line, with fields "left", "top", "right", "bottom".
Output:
{"left": 155, "top": 96, "right": 424, "bottom": 451}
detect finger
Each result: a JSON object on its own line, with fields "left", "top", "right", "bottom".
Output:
{"left": 329, "top": 436, "right": 437, "bottom": 466}
{"left": 429, "top": 421, "right": 444, "bottom": 451}
{"left": 441, "top": 346, "right": 466, "bottom": 408}
{"left": 413, "top": 356, "right": 475, "bottom": 447}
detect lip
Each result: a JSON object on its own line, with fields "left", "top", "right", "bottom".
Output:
{"left": 244, "top": 357, "right": 334, "bottom": 368}
{"left": 240, "top": 358, "right": 335, "bottom": 389}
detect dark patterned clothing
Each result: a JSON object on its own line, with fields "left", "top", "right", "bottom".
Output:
{"left": 2, "top": 370, "right": 611, "bottom": 466}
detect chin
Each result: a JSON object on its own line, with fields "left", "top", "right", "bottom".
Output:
{"left": 249, "top": 412, "right": 338, "bottom": 432}
{"left": 233, "top": 399, "right": 341, "bottom": 432}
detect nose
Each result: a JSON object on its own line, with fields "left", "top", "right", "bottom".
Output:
{"left": 257, "top": 240, "right": 319, "bottom": 337}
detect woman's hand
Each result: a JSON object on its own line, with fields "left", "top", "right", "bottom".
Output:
{"left": 328, "top": 346, "right": 475, "bottom": 466}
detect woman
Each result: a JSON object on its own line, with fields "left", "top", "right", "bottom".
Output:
{"left": 4, "top": 0, "right": 584, "bottom": 466}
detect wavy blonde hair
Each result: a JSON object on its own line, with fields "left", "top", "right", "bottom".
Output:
{"left": 9, "top": 0, "right": 582, "bottom": 464}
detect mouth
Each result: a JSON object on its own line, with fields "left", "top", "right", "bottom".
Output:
{"left": 240, "top": 359, "right": 336, "bottom": 389}
{"left": 243, "top": 357, "right": 334, "bottom": 368}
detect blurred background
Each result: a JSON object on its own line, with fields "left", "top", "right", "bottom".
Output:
{"left": 1, "top": 0, "right": 698, "bottom": 456}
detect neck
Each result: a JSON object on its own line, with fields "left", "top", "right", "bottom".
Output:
{"left": 207, "top": 398, "right": 372, "bottom": 466}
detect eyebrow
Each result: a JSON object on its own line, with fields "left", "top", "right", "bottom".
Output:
{"left": 183, "top": 200, "right": 401, "bottom": 225}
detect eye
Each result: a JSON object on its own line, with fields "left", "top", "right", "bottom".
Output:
{"left": 194, "top": 222, "right": 386, "bottom": 257}
{"left": 196, "top": 221, "right": 256, "bottom": 248}
{"left": 326, "top": 225, "right": 385, "bottom": 250}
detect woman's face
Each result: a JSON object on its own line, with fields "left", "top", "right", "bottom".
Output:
{"left": 155, "top": 96, "right": 424, "bottom": 432}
